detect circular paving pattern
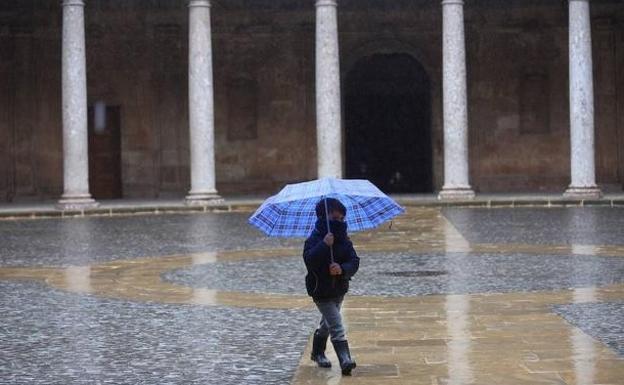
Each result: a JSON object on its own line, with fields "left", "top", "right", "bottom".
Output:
{"left": 163, "top": 251, "right": 624, "bottom": 296}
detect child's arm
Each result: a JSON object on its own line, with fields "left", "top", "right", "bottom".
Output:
{"left": 340, "top": 241, "right": 360, "bottom": 279}
{"left": 303, "top": 237, "right": 330, "bottom": 270}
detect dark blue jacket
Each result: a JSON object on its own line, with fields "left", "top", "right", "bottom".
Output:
{"left": 303, "top": 225, "right": 360, "bottom": 300}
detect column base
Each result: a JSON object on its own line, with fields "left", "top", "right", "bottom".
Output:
{"left": 438, "top": 187, "right": 476, "bottom": 201}
{"left": 56, "top": 194, "right": 99, "bottom": 210}
{"left": 185, "top": 191, "right": 224, "bottom": 206}
{"left": 563, "top": 186, "right": 602, "bottom": 199}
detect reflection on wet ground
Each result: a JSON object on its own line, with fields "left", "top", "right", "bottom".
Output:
{"left": 1, "top": 207, "right": 623, "bottom": 384}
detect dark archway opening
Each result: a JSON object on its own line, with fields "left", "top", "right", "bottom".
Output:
{"left": 345, "top": 53, "right": 432, "bottom": 193}
{"left": 88, "top": 105, "right": 122, "bottom": 199}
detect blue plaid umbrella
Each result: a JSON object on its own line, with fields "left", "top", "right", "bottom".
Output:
{"left": 248, "top": 177, "right": 405, "bottom": 237}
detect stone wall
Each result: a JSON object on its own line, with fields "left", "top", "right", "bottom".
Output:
{"left": 0, "top": 2, "right": 63, "bottom": 202}
{"left": 0, "top": 0, "right": 622, "bottom": 201}
{"left": 465, "top": 1, "right": 624, "bottom": 192}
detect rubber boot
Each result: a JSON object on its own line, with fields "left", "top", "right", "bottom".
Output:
{"left": 332, "top": 340, "right": 356, "bottom": 375}
{"left": 310, "top": 330, "right": 331, "bottom": 368}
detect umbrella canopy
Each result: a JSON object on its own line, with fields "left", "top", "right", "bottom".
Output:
{"left": 248, "top": 177, "right": 405, "bottom": 237}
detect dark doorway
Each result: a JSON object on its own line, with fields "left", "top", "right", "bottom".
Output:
{"left": 345, "top": 53, "right": 432, "bottom": 193}
{"left": 88, "top": 105, "right": 122, "bottom": 199}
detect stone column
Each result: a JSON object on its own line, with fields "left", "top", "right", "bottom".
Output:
{"left": 186, "top": 0, "right": 222, "bottom": 205}
{"left": 564, "top": 0, "right": 601, "bottom": 198}
{"left": 315, "top": 0, "right": 342, "bottom": 178}
{"left": 438, "top": 0, "right": 475, "bottom": 200}
{"left": 57, "top": 0, "right": 98, "bottom": 210}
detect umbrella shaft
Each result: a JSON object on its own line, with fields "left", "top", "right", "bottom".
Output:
{"left": 324, "top": 196, "right": 334, "bottom": 264}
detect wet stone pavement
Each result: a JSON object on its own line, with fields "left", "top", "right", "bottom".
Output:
{"left": 442, "top": 207, "right": 624, "bottom": 246}
{"left": 1, "top": 207, "right": 624, "bottom": 384}
{"left": 0, "top": 213, "right": 300, "bottom": 267}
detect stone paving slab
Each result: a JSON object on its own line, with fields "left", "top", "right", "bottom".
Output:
{"left": 292, "top": 289, "right": 624, "bottom": 385}
{"left": 0, "top": 281, "right": 316, "bottom": 385}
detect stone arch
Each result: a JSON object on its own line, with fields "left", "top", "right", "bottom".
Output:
{"left": 342, "top": 38, "right": 438, "bottom": 87}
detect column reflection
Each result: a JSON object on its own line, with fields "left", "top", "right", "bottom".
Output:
{"left": 570, "top": 288, "right": 597, "bottom": 385}
{"left": 444, "top": 218, "right": 473, "bottom": 384}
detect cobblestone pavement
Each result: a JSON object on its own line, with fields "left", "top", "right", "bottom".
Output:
{"left": 553, "top": 301, "right": 624, "bottom": 356}
{"left": 0, "top": 213, "right": 300, "bottom": 267}
{"left": 0, "top": 281, "right": 315, "bottom": 385}
{"left": 1, "top": 207, "right": 624, "bottom": 384}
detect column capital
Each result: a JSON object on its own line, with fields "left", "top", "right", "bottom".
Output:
{"left": 441, "top": 0, "right": 464, "bottom": 6}
{"left": 316, "top": 0, "right": 338, "bottom": 7}
{"left": 189, "top": 0, "right": 211, "bottom": 8}
{"left": 62, "top": 0, "right": 85, "bottom": 7}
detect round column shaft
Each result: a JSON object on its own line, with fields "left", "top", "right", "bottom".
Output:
{"left": 57, "top": 0, "right": 98, "bottom": 210}
{"left": 315, "top": 0, "right": 343, "bottom": 179}
{"left": 438, "top": 0, "right": 475, "bottom": 200}
{"left": 186, "top": 0, "right": 222, "bottom": 205}
{"left": 564, "top": 0, "right": 601, "bottom": 199}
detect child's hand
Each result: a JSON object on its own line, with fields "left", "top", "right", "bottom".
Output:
{"left": 323, "top": 233, "right": 334, "bottom": 247}
{"left": 329, "top": 262, "right": 342, "bottom": 276}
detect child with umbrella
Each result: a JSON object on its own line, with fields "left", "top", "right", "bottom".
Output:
{"left": 303, "top": 198, "right": 359, "bottom": 375}
{"left": 248, "top": 177, "right": 404, "bottom": 376}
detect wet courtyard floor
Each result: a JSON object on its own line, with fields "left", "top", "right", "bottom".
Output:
{"left": 1, "top": 207, "right": 623, "bottom": 384}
